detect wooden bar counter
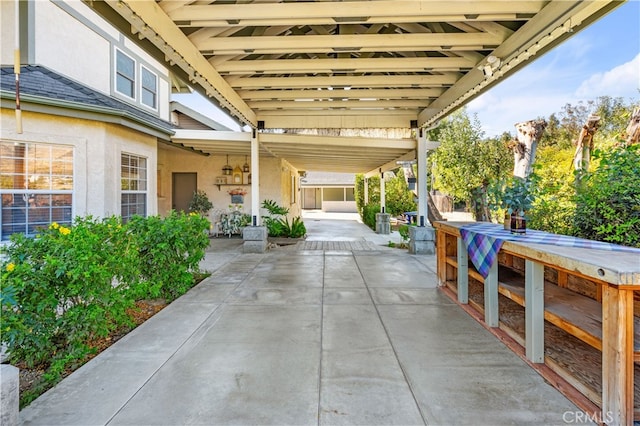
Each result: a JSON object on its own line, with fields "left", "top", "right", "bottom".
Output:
{"left": 433, "top": 221, "right": 640, "bottom": 426}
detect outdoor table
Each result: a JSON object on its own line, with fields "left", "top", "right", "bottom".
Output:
{"left": 434, "top": 221, "right": 640, "bottom": 426}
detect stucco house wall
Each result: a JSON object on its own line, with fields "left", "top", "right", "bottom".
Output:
{"left": 1, "top": 109, "right": 158, "bottom": 220}
{"left": 157, "top": 146, "right": 301, "bottom": 223}
{"left": 1, "top": 0, "right": 171, "bottom": 122}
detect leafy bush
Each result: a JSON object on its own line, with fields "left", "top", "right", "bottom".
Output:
{"left": 384, "top": 168, "right": 417, "bottom": 216}
{"left": 362, "top": 203, "right": 380, "bottom": 230}
{"left": 0, "top": 212, "right": 210, "bottom": 405}
{"left": 572, "top": 144, "right": 640, "bottom": 247}
{"left": 398, "top": 224, "right": 411, "bottom": 242}
{"left": 0, "top": 216, "right": 138, "bottom": 402}
{"left": 128, "top": 211, "right": 210, "bottom": 300}
{"left": 188, "top": 189, "right": 213, "bottom": 215}
{"left": 355, "top": 174, "right": 380, "bottom": 215}
{"left": 261, "top": 199, "right": 306, "bottom": 238}
{"left": 526, "top": 147, "right": 577, "bottom": 235}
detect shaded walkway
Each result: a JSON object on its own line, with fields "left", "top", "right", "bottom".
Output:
{"left": 19, "top": 218, "right": 585, "bottom": 425}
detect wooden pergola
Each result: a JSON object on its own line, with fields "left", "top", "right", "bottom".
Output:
{"left": 84, "top": 0, "right": 622, "bottom": 175}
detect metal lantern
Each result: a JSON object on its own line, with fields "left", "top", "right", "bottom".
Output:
{"left": 222, "top": 154, "right": 232, "bottom": 175}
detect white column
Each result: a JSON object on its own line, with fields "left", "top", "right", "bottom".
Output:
{"left": 251, "top": 129, "right": 260, "bottom": 226}
{"left": 417, "top": 129, "right": 428, "bottom": 226}
{"left": 380, "top": 171, "right": 386, "bottom": 213}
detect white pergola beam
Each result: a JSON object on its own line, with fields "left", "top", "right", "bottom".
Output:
{"left": 238, "top": 88, "right": 445, "bottom": 101}
{"left": 196, "top": 33, "right": 505, "bottom": 54}
{"left": 227, "top": 74, "right": 459, "bottom": 89}
{"left": 217, "top": 57, "right": 475, "bottom": 74}
{"left": 248, "top": 99, "right": 430, "bottom": 109}
{"left": 168, "top": 1, "right": 545, "bottom": 22}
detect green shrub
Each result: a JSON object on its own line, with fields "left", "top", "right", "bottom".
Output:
{"left": 572, "top": 144, "right": 640, "bottom": 247}
{"left": 128, "top": 211, "right": 210, "bottom": 301}
{"left": 0, "top": 212, "right": 210, "bottom": 406}
{"left": 362, "top": 203, "right": 380, "bottom": 230}
{"left": 261, "top": 200, "right": 306, "bottom": 238}
{"left": 398, "top": 224, "right": 411, "bottom": 242}
{"left": 0, "top": 216, "right": 138, "bottom": 403}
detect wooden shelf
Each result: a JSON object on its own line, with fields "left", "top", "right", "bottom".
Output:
{"left": 434, "top": 222, "right": 640, "bottom": 421}
{"left": 215, "top": 183, "right": 250, "bottom": 191}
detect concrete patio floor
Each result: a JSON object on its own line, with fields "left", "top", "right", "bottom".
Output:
{"left": 19, "top": 214, "right": 586, "bottom": 425}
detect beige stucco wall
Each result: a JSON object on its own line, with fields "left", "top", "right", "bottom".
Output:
{"left": 1, "top": 0, "right": 171, "bottom": 122}
{"left": 1, "top": 108, "right": 157, "bottom": 218}
{"left": 34, "top": 1, "right": 112, "bottom": 94}
{"left": 157, "top": 145, "right": 302, "bottom": 223}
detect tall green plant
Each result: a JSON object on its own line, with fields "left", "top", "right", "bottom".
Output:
{"left": 429, "top": 108, "right": 511, "bottom": 219}
{"left": 0, "top": 216, "right": 138, "bottom": 403}
{"left": 261, "top": 199, "right": 306, "bottom": 238}
{"left": 573, "top": 144, "right": 640, "bottom": 247}
{"left": 128, "top": 211, "right": 210, "bottom": 300}
{"left": 0, "top": 212, "right": 210, "bottom": 406}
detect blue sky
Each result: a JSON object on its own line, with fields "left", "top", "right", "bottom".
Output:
{"left": 175, "top": 1, "right": 640, "bottom": 135}
{"left": 467, "top": 1, "right": 640, "bottom": 137}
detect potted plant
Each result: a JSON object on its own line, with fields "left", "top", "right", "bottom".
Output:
{"left": 488, "top": 177, "right": 534, "bottom": 233}
{"left": 188, "top": 189, "right": 213, "bottom": 216}
{"left": 501, "top": 176, "right": 534, "bottom": 234}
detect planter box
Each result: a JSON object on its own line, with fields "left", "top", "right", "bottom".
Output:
{"left": 230, "top": 195, "right": 244, "bottom": 204}
{"left": 268, "top": 236, "right": 305, "bottom": 246}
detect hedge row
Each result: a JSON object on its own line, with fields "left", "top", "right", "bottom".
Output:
{"left": 0, "top": 211, "right": 210, "bottom": 405}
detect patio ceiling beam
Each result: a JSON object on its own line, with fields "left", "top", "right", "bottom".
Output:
{"left": 249, "top": 99, "right": 429, "bottom": 109}
{"left": 166, "top": 1, "right": 545, "bottom": 23}
{"left": 364, "top": 151, "right": 418, "bottom": 177}
{"left": 258, "top": 132, "right": 416, "bottom": 150}
{"left": 227, "top": 74, "right": 460, "bottom": 89}
{"left": 216, "top": 57, "right": 476, "bottom": 75}
{"left": 238, "top": 88, "right": 445, "bottom": 101}
{"left": 195, "top": 33, "right": 505, "bottom": 54}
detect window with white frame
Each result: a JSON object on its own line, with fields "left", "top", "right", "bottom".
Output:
{"left": 141, "top": 66, "right": 157, "bottom": 109}
{"left": 115, "top": 49, "right": 135, "bottom": 99}
{"left": 121, "top": 153, "right": 147, "bottom": 222}
{"left": 0, "top": 141, "right": 73, "bottom": 241}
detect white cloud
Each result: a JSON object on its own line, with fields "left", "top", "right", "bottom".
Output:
{"left": 575, "top": 53, "right": 640, "bottom": 98}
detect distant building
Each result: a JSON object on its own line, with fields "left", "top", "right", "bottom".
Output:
{"left": 300, "top": 172, "right": 356, "bottom": 213}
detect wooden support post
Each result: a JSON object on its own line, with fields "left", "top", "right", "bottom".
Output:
{"left": 602, "top": 285, "right": 633, "bottom": 426}
{"left": 484, "top": 261, "right": 499, "bottom": 327}
{"left": 525, "top": 260, "right": 545, "bottom": 363}
{"left": 457, "top": 237, "right": 468, "bottom": 304}
{"left": 557, "top": 270, "right": 568, "bottom": 288}
{"left": 436, "top": 230, "right": 446, "bottom": 285}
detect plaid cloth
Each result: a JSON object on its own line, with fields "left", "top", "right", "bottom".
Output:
{"left": 459, "top": 222, "right": 640, "bottom": 279}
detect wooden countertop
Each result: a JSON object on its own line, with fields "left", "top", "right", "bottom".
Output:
{"left": 434, "top": 221, "right": 640, "bottom": 287}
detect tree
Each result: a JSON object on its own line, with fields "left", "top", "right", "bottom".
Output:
{"left": 429, "top": 108, "right": 512, "bottom": 220}
{"left": 384, "top": 168, "right": 417, "bottom": 216}
{"left": 510, "top": 119, "right": 547, "bottom": 178}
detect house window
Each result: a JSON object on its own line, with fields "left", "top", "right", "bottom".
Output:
{"left": 121, "top": 153, "right": 147, "bottom": 222}
{"left": 0, "top": 142, "right": 73, "bottom": 241}
{"left": 323, "top": 187, "right": 344, "bottom": 202}
{"left": 141, "top": 66, "right": 157, "bottom": 109}
{"left": 116, "top": 50, "right": 135, "bottom": 98}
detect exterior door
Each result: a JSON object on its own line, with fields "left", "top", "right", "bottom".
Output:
{"left": 172, "top": 172, "right": 197, "bottom": 212}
